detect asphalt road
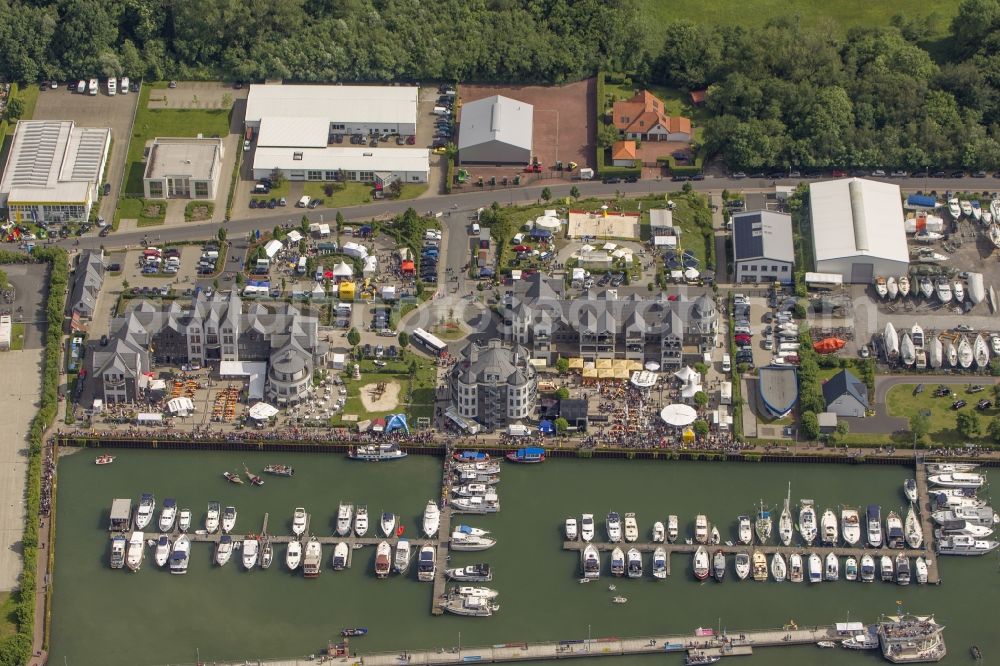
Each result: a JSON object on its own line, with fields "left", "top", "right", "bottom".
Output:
{"left": 48, "top": 175, "right": 1000, "bottom": 254}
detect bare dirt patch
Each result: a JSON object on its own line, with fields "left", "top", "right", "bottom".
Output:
{"left": 359, "top": 380, "right": 401, "bottom": 412}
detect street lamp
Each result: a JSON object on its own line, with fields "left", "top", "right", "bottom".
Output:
{"left": 588, "top": 624, "right": 592, "bottom": 653}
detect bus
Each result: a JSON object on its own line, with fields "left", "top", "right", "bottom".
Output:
{"left": 412, "top": 327, "right": 448, "bottom": 356}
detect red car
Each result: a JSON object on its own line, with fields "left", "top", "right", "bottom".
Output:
{"left": 831, "top": 169, "right": 846, "bottom": 177}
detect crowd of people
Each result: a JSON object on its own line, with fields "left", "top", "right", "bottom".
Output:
{"left": 40, "top": 443, "right": 55, "bottom": 518}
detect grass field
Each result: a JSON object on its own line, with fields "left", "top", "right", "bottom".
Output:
{"left": 885, "top": 383, "right": 999, "bottom": 445}
{"left": 9, "top": 323, "right": 24, "bottom": 351}
{"left": 331, "top": 356, "right": 437, "bottom": 426}
{"left": 638, "top": 1, "right": 961, "bottom": 51}
{"left": 116, "top": 197, "right": 168, "bottom": 227}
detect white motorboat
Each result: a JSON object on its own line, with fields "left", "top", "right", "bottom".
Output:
{"left": 336, "top": 503, "right": 353, "bottom": 536}
{"left": 626, "top": 548, "right": 643, "bottom": 579}
{"left": 126, "top": 531, "right": 144, "bottom": 572}
{"left": 932, "top": 491, "right": 987, "bottom": 509}
{"left": 808, "top": 553, "right": 823, "bottom": 583}
{"left": 860, "top": 554, "right": 876, "bottom": 582}
{"left": 841, "top": 508, "right": 861, "bottom": 546}
{"left": 880, "top": 555, "right": 894, "bottom": 581}
{"left": 900, "top": 332, "right": 915, "bottom": 366}
{"left": 779, "top": 484, "right": 793, "bottom": 546}
{"left": 416, "top": 544, "right": 437, "bottom": 581}
{"left": 565, "top": 518, "right": 578, "bottom": 540}
{"left": 874, "top": 276, "right": 888, "bottom": 299}
{"left": 693, "top": 546, "right": 710, "bottom": 581}
{"left": 798, "top": 500, "right": 817, "bottom": 545}
{"left": 737, "top": 515, "right": 752, "bottom": 545}
{"left": 221, "top": 506, "right": 237, "bottom": 534}
{"left": 109, "top": 534, "right": 126, "bottom": 569}
{"left": 606, "top": 512, "right": 623, "bottom": 542}
{"left": 960, "top": 199, "right": 973, "bottom": 216}
{"left": 446, "top": 563, "right": 492, "bottom": 582}
{"left": 135, "top": 494, "right": 155, "bottom": 530}
{"left": 374, "top": 541, "right": 392, "bottom": 578}
{"left": 205, "top": 501, "right": 220, "bottom": 533}
{"left": 937, "top": 534, "right": 1000, "bottom": 555}
{"left": 914, "top": 230, "right": 942, "bottom": 243}
{"left": 581, "top": 544, "right": 600, "bottom": 579}
{"left": 169, "top": 534, "right": 190, "bottom": 574}
{"left": 915, "top": 557, "right": 929, "bottom": 584}
{"left": 898, "top": 275, "right": 911, "bottom": 297}
{"left": 752, "top": 551, "right": 767, "bottom": 581}
{"left": 788, "top": 553, "right": 803, "bottom": 583}
{"left": 932, "top": 506, "right": 998, "bottom": 526}
{"left": 905, "top": 505, "right": 923, "bottom": 549}
{"left": 158, "top": 499, "right": 177, "bottom": 533}
{"left": 887, "top": 276, "right": 898, "bottom": 299}
{"left": 452, "top": 493, "right": 500, "bottom": 513}
{"left": 771, "top": 552, "right": 786, "bottom": 582}
{"left": 934, "top": 521, "right": 995, "bottom": 539}
{"left": 957, "top": 335, "right": 973, "bottom": 368}
{"left": 896, "top": 556, "right": 910, "bottom": 585}
{"left": 694, "top": 514, "right": 709, "bottom": 544}
{"left": 215, "top": 534, "right": 234, "bottom": 567}
{"left": 883, "top": 322, "right": 899, "bottom": 361}
{"left": 451, "top": 527, "right": 496, "bottom": 551}
{"left": 945, "top": 339, "right": 958, "bottom": 367}
{"left": 936, "top": 277, "right": 953, "bottom": 304}
{"left": 974, "top": 333, "right": 990, "bottom": 368}
{"left": 260, "top": 539, "right": 272, "bottom": 569}
{"left": 178, "top": 509, "right": 191, "bottom": 533}
{"left": 303, "top": 537, "right": 322, "bottom": 578}
{"left": 926, "top": 462, "right": 979, "bottom": 474}
{"left": 667, "top": 515, "right": 679, "bottom": 542}
{"left": 734, "top": 552, "right": 750, "bottom": 580}
{"left": 845, "top": 556, "right": 858, "bottom": 581}
{"left": 904, "top": 478, "right": 918, "bottom": 503}
{"left": 867, "top": 505, "right": 883, "bottom": 547}
{"left": 955, "top": 280, "right": 966, "bottom": 303}
{"left": 581, "top": 514, "right": 595, "bottom": 542}
{"left": 821, "top": 509, "right": 838, "bottom": 546}
{"left": 292, "top": 507, "right": 307, "bottom": 536}
{"left": 755, "top": 502, "right": 772, "bottom": 544}
{"left": 443, "top": 593, "right": 499, "bottom": 617}
{"left": 713, "top": 550, "right": 726, "bottom": 582}
{"left": 242, "top": 537, "right": 259, "bottom": 570}
{"left": 380, "top": 511, "right": 396, "bottom": 537}
{"left": 423, "top": 500, "right": 441, "bottom": 537}
{"left": 947, "top": 197, "right": 961, "bottom": 218}
{"left": 910, "top": 323, "right": 923, "bottom": 347}
{"left": 394, "top": 539, "right": 411, "bottom": 574}
{"left": 610, "top": 547, "right": 625, "bottom": 576}
{"left": 928, "top": 335, "right": 942, "bottom": 368}
{"left": 969, "top": 272, "right": 986, "bottom": 303}
{"left": 452, "top": 585, "right": 499, "bottom": 600}
{"left": 886, "top": 511, "right": 904, "bottom": 549}
{"left": 652, "top": 547, "right": 667, "bottom": 580}
{"left": 928, "top": 472, "right": 986, "bottom": 489}
{"left": 454, "top": 483, "right": 490, "bottom": 497}
{"left": 651, "top": 521, "right": 665, "bottom": 543}
{"left": 286, "top": 540, "right": 302, "bottom": 571}
{"left": 919, "top": 276, "right": 934, "bottom": 299}
{"left": 710, "top": 525, "right": 721, "bottom": 545}
{"left": 825, "top": 553, "right": 839, "bottom": 581}
{"left": 623, "top": 512, "right": 639, "bottom": 542}
{"left": 329, "top": 541, "right": 348, "bottom": 571}
{"left": 972, "top": 199, "right": 983, "bottom": 221}
{"left": 354, "top": 505, "right": 369, "bottom": 537}
{"left": 154, "top": 534, "right": 171, "bottom": 567}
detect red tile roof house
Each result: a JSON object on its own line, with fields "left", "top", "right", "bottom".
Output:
{"left": 610, "top": 140, "right": 637, "bottom": 167}
{"left": 612, "top": 90, "right": 692, "bottom": 143}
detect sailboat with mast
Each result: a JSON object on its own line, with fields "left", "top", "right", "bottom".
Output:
{"left": 755, "top": 500, "right": 772, "bottom": 544}
{"left": 778, "top": 483, "right": 793, "bottom": 546}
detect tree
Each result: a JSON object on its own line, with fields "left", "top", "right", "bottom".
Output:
{"left": 217, "top": 228, "right": 227, "bottom": 242}
{"left": 269, "top": 167, "right": 284, "bottom": 188}
{"left": 300, "top": 216, "right": 310, "bottom": 233}
{"left": 235, "top": 272, "right": 244, "bottom": 286}
{"left": 957, "top": 410, "right": 982, "bottom": 439}
{"left": 272, "top": 225, "right": 284, "bottom": 241}
{"left": 800, "top": 411, "right": 820, "bottom": 440}
{"left": 5, "top": 96, "right": 24, "bottom": 120}
{"left": 346, "top": 327, "right": 361, "bottom": 347}
{"left": 792, "top": 301, "right": 808, "bottom": 319}
{"left": 415, "top": 280, "right": 424, "bottom": 297}
{"left": 336, "top": 211, "right": 346, "bottom": 230}
{"left": 909, "top": 411, "right": 931, "bottom": 445}
{"left": 836, "top": 420, "right": 850, "bottom": 437}
{"left": 569, "top": 186, "right": 580, "bottom": 200}
{"left": 989, "top": 417, "right": 1000, "bottom": 444}
{"left": 693, "top": 362, "right": 708, "bottom": 376}
{"left": 693, "top": 420, "right": 710, "bottom": 437}
{"left": 0, "top": 269, "right": 8, "bottom": 291}
{"left": 397, "top": 331, "right": 409, "bottom": 349}
{"left": 597, "top": 121, "right": 619, "bottom": 149}
{"left": 693, "top": 391, "right": 708, "bottom": 408}
{"left": 555, "top": 357, "right": 569, "bottom": 373}
{"left": 387, "top": 178, "right": 402, "bottom": 198}
{"left": 555, "top": 387, "right": 570, "bottom": 400}
{"left": 554, "top": 417, "right": 569, "bottom": 433}
{"left": 540, "top": 187, "right": 552, "bottom": 202}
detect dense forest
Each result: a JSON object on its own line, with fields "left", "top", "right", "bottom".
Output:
{"left": 1, "top": 0, "right": 1000, "bottom": 166}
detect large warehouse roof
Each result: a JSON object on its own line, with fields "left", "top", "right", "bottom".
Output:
{"left": 256, "top": 117, "right": 330, "bottom": 148}
{"left": 245, "top": 85, "right": 417, "bottom": 126}
{"left": 253, "top": 146, "right": 429, "bottom": 173}
{"left": 458, "top": 95, "right": 533, "bottom": 151}
{"left": 0, "top": 120, "right": 110, "bottom": 203}
{"left": 809, "top": 178, "right": 908, "bottom": 264}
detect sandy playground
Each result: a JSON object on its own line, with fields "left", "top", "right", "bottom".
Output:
{"left": 359, "top": 380, "right": 402, "bottom": 412}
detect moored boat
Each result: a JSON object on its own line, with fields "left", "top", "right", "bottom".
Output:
{"left": 737, "top": 515, "right": 752, "bottom": 545}
{"left": 627, "top": 548, "right": 643, "bottom": 579}
{"left": 712, "top": 550, "right": 726, "bottom": 582}
{"left": 374, "top": 541, "right": 392, "bottom": 578}
{"left": 261, "top": 538, "right": 273, "bottom": 569}
{"left": 286, "top": 540, "right": 302, "bottom": 571}
{"left": 867, "top": 505, "right": 883, "bottom": 548}
{"left": 607, "top": 511, "right": 623, "bottom": 542}
{"left": 158, "top": 498, "right": 177, "bottom": 533}
{"left": 446, "top": 563, "right": 492, "bottom": 582}
{"left": 798, "top": 500, "right": 817, "bottom": 545}
{"left": 896, "top": 555, "right": 910, "bottom": 585}
{"left": 292, "top": 507, "right": 307, "bottom": 536}
{"left": 178, "top": 508, "right": 191, "bottom": 532}
{"left": 905, "top": 505, "right": 923, "bottom": 549}
{"left": 581, "top": 513, "right": 595, "bottom": 542}
{"left": 821, "top": 509, "right": 838, "bottom": 546}
{"left": 506, "top": 447, "right": 545, "bottom": 463}
{"left": 788, "top": 553, "right": 803, "bottom": 583}
{"left": 915, "top": 557, "right": 928, "bottom": 584}
{"left": 693, "top": 546, "right": 710, "bottom": 581}
{"left": 348, "top": 443, "right": 407, "bottom": 461}
{"left": 205, "top": 501, "right": 221, "bottom": 533}
{"left": 880, "top": 555, "right": 894, "bottom": 581}
{"left": 734, "top": 552, "right": 750, "bottom": 580}
{"left": 453, "top": 451, "right": 490, "bottom": 463}
{"left": 241, "top": 537, "right": 259, "bottom": 570}
{"left": 263, "top": 464, "right": 294, "bottom": 477}
{"left": 168, "top": 534, "right": 190, "bottom": 574}
{"left": 215, "top": 534, "right": 233, "bottom": 567}
{"left": 755, "top": 501, "right": 772, "bottom": 544}
{"left": 303, "top": 537, "right": 322, "bottom": 578}
{"left": 845, "top": 556, "right": 858, "bottom": 581}
{"left": 808, "top": 553, "right": 822, "bottom": 583}
{"left": 841, "top": 508, "right": 861, "bottom": 546}
{"left": 928, "top": 472, "right": 986, "bottom": 489}
{"left": 651, "top": 521, "right": 664, "bottom": 543}
{"left": 770, "top": 552, "right": 786, "bottom": 582}
{"left": 694, "top": 514, "right": 708, "bottom": 544}
{"left": 451, "top": 527, "right": 496, "bottom": 551}
{"left": 779, "top": 484, "right": 793, "bottom": 546}
{"left": 752, "top": 551, "right": 768, "bottom": 581}
{"left": 860, "top": 554, "right": 876, "bottom": 582}
{"left": 825, "top": 552, "right": 839, "bottom": 581}
{"left": 886, "top": 510, "right": 904, "bottom": 549}
{"left": 221, "top": 506, "right": 237, "bottom": 534}
{"left": 667, "top": 515, "right": 679, "bottom": 543}
{"left": 565, "top": 517, "right": 578, "bottom": 540}
{"left": 135, "top": 493, "right": 155, "bottom": 530}
{"left": 422, "top": 500, "right": 440, "bottom": 537}
{"left": 451, "top": 493, "right": 500, "bottom": 514}
{"left": 332, "top": 542, "right": 349, "bottom": 571}
{"left": 581, "top": 544, "right": 600, "bottom": 579}
{"left": 443, "top": 593, "right": 499, "bottom": 617}
{"left": 653, "top": 547, "right": 667, "bottom": 580}
{"left": 623, "top": 512, "right": 639, "bottom": 542}
{"left": 354, "top": 505, "right": 369, "bottom": 536}
{"left": 110, "top": 534, "right": 126, "bottom": 569}
{"left": 937, "top": 534, "right": 1000, "bottom": 555}
{"left": 903, "top": 478, "right": 917, "bottom": 503}
{"left": 154, "top": 534, "right": 171, "bottom": 567}
{"left": 380, "top": 512, "right": 396, "bottom": 538}
{"left": 610, "top": 547, "right": 625, "bottom": 576}
{"left": 417, "top": 544, "right": 436, "bottom": 581}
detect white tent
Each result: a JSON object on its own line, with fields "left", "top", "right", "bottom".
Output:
{"left": 167, "top": 396, "right": 195, "bottom": 416}
{"left": 264, "top": 239, "right": 283, "bottom": 259}
{"left": 681, "top": 376, "right": 703, "bottom": 400}
{"left": 331, "top": 261, "right": 354, "bottom": 278}
{"left": 248, "top": 402, "right": 279, "bottom": 421}
{"left": 331, "top": 353, "right": 347, "bottom": 369}
{"left": 534, "top": 215, "right": 561, "bottom": 231}
{"left": 363, "top": 255, "right": 378, "bottom": 277}
{"left": 684, "top": 267, "right": 700, "bottom": 281}
{"left": 310, "top": 283, "right": 326, "bottom": 298}
{"left": 544, "top": 209, "right": 558, "bottom": 217}
{"left": 644, "top": 361, "right": 660, "bottom": 372}
{"left": 579, "top": 244, "right": 595, "bottom": 253}
{"left": 286, "top": 230, "right": 303, "bottom": 244}
{"left": 673, "top": 366, "right": 699, "bottom": 383}
{"left": 318, "top": 223, "right": 331, "bottom": 237}
{"left": 572, "top": 267, "right": 586, "bottom": 281}
{"left": 630, "top": 371, "right": 658, "bottom": 389}
{"left": 660, "top": 403, "right": 698, "bottom": 427}
{"left": 381, "top": 285, "right": 397, "bottom": 301}
{"left": 137, "top": 412, "right": 162, "bottom": 424}
{"left": 510, "top": 269, "right": 522, "bottom": 281}
{"left": 341, "top": 241, "right": 368, "bottom": 259}
{"left": 654, "top": 236, "right": 677, "bottom": 248}
{"left": 602, "top": 242, "right": 617, "bottom": 251}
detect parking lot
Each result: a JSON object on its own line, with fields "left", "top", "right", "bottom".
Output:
{"left": 30, "top": 82, "right": 139, "bottom": 222}
{"left": 2, "top": 263, "right": 50, "bottom": 349}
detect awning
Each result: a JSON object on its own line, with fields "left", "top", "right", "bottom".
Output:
{"left": 167, "top": 396, "right": 195, "bottom": 416}
{"left": 445, "top": 407, "right": 481, "bottom": 434}
{"left": 674, "top": 366, "right": 699, "bottom": 382}
{"left": 248, "top": 402, "right": 279, "bottom": 421}
{"left": 137, "top": 412, "right": 162, "bottom": 423}
{"left": 218, "top": 361, "right": 266, "bottom": 400}
{"left": 660, "top": 403, "right": 697, "bottom": 426}
{"left": 568, "top": 357, "right": 584, "bottom": 369}
{"left": 286, "top": 230, "right": 303, "bottom": 244}
{"left": 630, "top": 370, "right": 658, "bottom": 388}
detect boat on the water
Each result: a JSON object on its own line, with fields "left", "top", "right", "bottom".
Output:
{"left": 135, "top": 493, "right": 155, "bottom": 530}
{"left": 215, "top": 534, "right": 233, "bottom": 567}
{"left": 770, "top": 552, "right": 786, "bottom": 582}
{"left": 867, "top": 505, "right": 883, "bottom": 548}
{"left": 798, "top": 500, "right": 817, "bottom": 545}
{"left": 292, "top": 507, "right": 307, "bottom": 536}
{"left": 651, "top": 520, "right": 665, "bottom": 543}
{"left": 110, "top": 534, "right": 126, "bottom": 569}
{"left": 896, "top": 555, "right": 910, "bottom": 585}
{"left": 242, "top": 537, "right": 259, "bottom": 570}
{"left": 223, "top": 471, "right": 243, "bottom": 485}
{"left": 610, "top": 547, "right": 625, "bottom": 577}
{"left": 330, "top": 542, "right": 348, "bottom": 571}
{"left": 932, "top": 506, "right": 999, "bottom": 526}
{"left": 451, "top": 527, "right": 496, "bottom": 551}
{"left": 260, "top": 538, "right": 273, "bottom": 569}
{"left": 581, "top": 514, "right": 595, "bottom": 542}
{"left": 937, "top": 534, "right": 1000, "bottom": 555}
{"left": 627, "top": 548, "right": 643, "bottom": 579}
{"left": 422, "top": 500, "right": 440, "bottom": 537}
{"left": 454, "top": 469, "right": 500, "bottom": 485}
{"left": 915, "top": 557, "right": 928, "bottom": 584}
{"left": 841, "top": 507, "right": 861, "bottom": 546}
{"left": 905, "top": 505, "right": 923, "bottom": 549}
{"left": 443, "top": 592, "right": 499, "bottom": 617}
{"left": 709, "top": 550, "right": 724, "bottom": 582}
{"left": 886, "top": 510, "right": 904, "bottom": 549}
{"left": 374, "top": 541, "right": 392, "bottom": 578}
{"left": 506, "top": 447, "right": 545, "bottom": 463}
{"left": 623, "top": 512, "right": 639, "bottom": 542}
{"left": 880, "top": 555, "right": 894, "bottom": 581}
{"left": 158, "top": 498, "right": 177, "bottom": 533}
{"left": 667, "top": 515, "right": 679, "bottom": 543}
{"left": 263, "top": 464, "right": 294, "bottom": 477}
{"left": 926, "top": 462, "right": 979, "bottom": 474}
{"left": 354, "top": 505, "right": 369, "bottom": 537}
{"left": 928, "top": 472, "right": 986, "bottom": 489}
{"left": 451, "top": 493, "right": 500, "bottom": 514}
{"left": 737, "top": 515, "right": 752, "bottom": 545}
{"left": 693, "top": 546, "right": 710, "bottom": 581}
{"left": 348, "top": 443, "right": 407, "bottom": 461}
{"left": 286, "top": 540, "right": 302, "bottom": 571}
{"left": 452, "top": 460, "right": 502, "bottom": 475}
{"left": 860, "top": 554, "right": 876, "bottom": 582}
{"left": 825, "top": 552, "right": 839, "bottom": 581}
{"left": 808, "top": 553, "right": 822, "bottom": 583}
{"left": 607, "top": 511, "right": 623, "bottom": 542}
{"left": 752, "top": 551, "right": 768, "bottom": 581}
{"left": 168, "top": 534, "right": 190, "bottom": 574}
{"left": 694, "top": 514, "right": 709, "bottom": 544}
{"left": 178, "top": 508, "right": 191, "bottom": 533}
{"left": 820, "top": 509, "right": 838, "bottom": 546}
{"left": 755, "top": 501, "right": 772, "bottom": 544}
{"left": 453, "top": 451, "right": 490, "bottom": 463}
{"left": 710, "top": 525, "right": 721, "bottom": 545}
{"left": 565, "top": 517, "right": 578, "bottom": 540}
{"left": 779, "top": 484, "right": 793, "bottom": 546}
{"left": 446, "top": 563, "right": 492, "bottom": 582}
{"left": 904, "top": 478, "right": 918, "bottom": 503}
{"left": 653, "top": 547, "right": 667, "bottom": 580}
{"left": 95, "top": 454, "right": 115, "bottom": 465}
{"left": 222, "top": 506, "right": 237, "bottom": 534}
{"left": 417, "top": 544, "right": 436, "bottom": 581}
{"left": 734, "top": 552, "right": 750, "bottom": 580}
{"left": 341, "top": 628, "right": 368, "bottom": 638}
{"left": 934, "top": 520, "right": 995, "bottom": 539}
{"left": 843, "top": 627, "right": 880, "bottom": 650}
{"left": 154, "top": 534, "right": 171, "bottom": 567}
{"left": 243, "top": 463, "right": 264, "bottom": 487}
{"left": 380, "top": 512, "right": 396, "bottom": 538}
{"left": 788, "top": 553, "right": 803, "bottom": 583}
{"left": 303, "top": 537, "right": 322, "bottom": 578}
{"left": 845, "top": 556, "right": 858, "bottom": 581}
{"left": 581, "top": 544, "right": 600, "bottom": 579}
{"left": 205, "top": 501, "right": 221, "bottom": 533}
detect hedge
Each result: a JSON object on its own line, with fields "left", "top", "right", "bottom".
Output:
{"left": 0, "top": 247, "right": 68, "bottom": 664}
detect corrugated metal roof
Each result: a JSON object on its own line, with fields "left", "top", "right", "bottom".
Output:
{"left": 810, "top": 178, "right": 908, "bottom": 264}
{"left": 458, "top": 95, "right": 533, "bottom": 152}
{"left": 0, "top": 120, "right": 109, "bottom": 204}
{"left": 245, "top": 84, "right": 417, "bottom": 126}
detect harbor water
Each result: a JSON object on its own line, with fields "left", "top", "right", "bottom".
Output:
{"left": 49, "top": 450, "right": 999, "bottom": 665}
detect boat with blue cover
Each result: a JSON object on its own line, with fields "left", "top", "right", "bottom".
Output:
{"left": 506, "top": 447, "right": 545, "bottom": 463}
{"left": 454, "top": 451, "right": 490, "bottom": 463}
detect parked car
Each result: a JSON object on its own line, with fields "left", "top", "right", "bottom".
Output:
{"left": 951, "top": 400, "right": 967, "bottom": 410}
{"left": 730, "top": 172, "right": 747, "bottom": 179}
{"left": 602, "top": 176, "right": 621, "bottom": 184}
{"left": 102, "top": 183, "right": 111, "bottom": 196}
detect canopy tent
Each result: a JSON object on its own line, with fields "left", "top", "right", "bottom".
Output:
{"left": 264, "top": 239, "right": 283, "bottom": 259}
{"left": 219, "top": 360, "right": 267, "bottom": 400}
{"left": 167, "top": 396, "right": 195, "bottom": 416}
{"left": 137, "top": 412, "right": 162, "bottom": 424}
{"left": 572, "top": 267, "right": 586, "bottom": 281}
{"left": 684, "top": 267, "right": 700, "bottom": 281}
{"left": 538, "top": 419, "right": 555, "bottom": 434}
{"left": 331, "top": 261, "right": 354, "bottom": 278}
{"left": 384, "top": 413, "right": 409, "bottom": 434}
{"left": 660, "top": 403, "right": 698, "bottom": 427}
{"left": 529, "top": 228, "right": 552, "bottom": 239}
{"left": 681, "top": 376, "right": 703, "bottom": 400}
{"left": 568, "top": 357, "right": 584, "bottom": 369}
{"left": 645, "top": 361, "right": 661, "bottom": 372}
{"left": 673, "top": 366, "right": 699, "bottom": 383}
{"left": 602, "top": 242, "right": 617, "bottom": 251}
{"left": 248, "top": 402, "right": 279, "bottom": 421}
{"left": 630, "top": 370, "right": 658, "bottom": 389}
{"left": 579, "top": 244, "right": 595, "bottom": 253}
{"left": 534, "top": 215, "right": 561, "bottom": 231}
{"left": 286, "top": 230, "right": 303, "bottom": 244}
{"left": 363, "top": 255, "right": 378, "bottom": 277}
{"left": 148, "top": 379, "right": 167, "bottom": 391}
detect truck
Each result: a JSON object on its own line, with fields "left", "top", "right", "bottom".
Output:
{"left": 578, "top": 168, "right": 594, "bottom": 181}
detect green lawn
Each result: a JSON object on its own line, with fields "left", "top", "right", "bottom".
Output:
{"left": 116, "top": 197, "right": 167, "bottom": 228}
{"left": 18, "top": 84, "right": 41, "bottom": 121}
{"left": 184, "top": 201, "right": 214, "bottom": 222}
{"left": 885, "top": 383, "right": 999, "bottom": 445}
{"left": 122, "top": 86, "right": 231, "bottom": 195}
{"left": 302, "top": 182, "right": 374, "bottom": 207}
{"left": 0, "top": 592, "right": 15, "bottom": 641}
{"left": 638, "top": 0, "right": 961, "bottom": 52}
{"left": 9, "top": 323, "right": 24, "bottom": 351}
{"left": 331, "top": 355, "right": 437, "bottom": 426}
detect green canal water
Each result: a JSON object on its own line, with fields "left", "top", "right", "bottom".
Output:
{"left": 50, "top": 451, "right": 998, "bottom": 666}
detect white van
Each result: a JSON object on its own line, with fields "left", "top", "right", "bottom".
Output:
{"left": 512, "top": 233, "right": 525, "bottom": 245}
{"left": 722, "top": 354, "right": 731, "bottom": 372}
{"left": 297, "top": 256, "right": 307, "bottom": 274}
{"left": 296, "top": 195, "right": 311, "bottom": 208}
{"left": 471, "top": 222, "right": 481, "bottom": 235}
{"left": 107, "top": 77, "right": 116, "bottom": 96}
{"left": 432, "top": 106, "right": 449, "bottom": 116}
{"left": 88, "top": 78, "right": 98, "bottom": 96}
{"left": 120, "top": 76, "right": 130, "bottom": 94}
